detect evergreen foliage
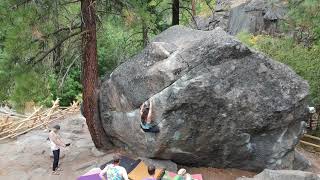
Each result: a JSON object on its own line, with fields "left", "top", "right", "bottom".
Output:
{"left": 0, "top": 0, "right": 318, "bottom": 110}
{"left": 237, "top": 32, "right": 320, "bottom": 105}
{"left": 286, "top": 0, "right": 320, "bottom": 46}
{"left": 0, "top": 0, "right": 215, "bottom": 109}
{"left": 236, "top": 0, "right": 320, "bottom": 105}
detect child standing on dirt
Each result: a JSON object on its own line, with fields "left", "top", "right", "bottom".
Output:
{"left": 48, "top": 125, "right": 69, "bottom": 175}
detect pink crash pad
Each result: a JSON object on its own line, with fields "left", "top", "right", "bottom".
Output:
{"left": 77, "top": 168, "right": 103, "bottom": 180}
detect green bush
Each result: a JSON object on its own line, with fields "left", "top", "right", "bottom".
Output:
{"left": 9, "top": 71, "right": 50, "bottom": 110}
{"left": 47, "top": 68, "right": 82, "bottom": 107}
{"left": 1, "top": 65, "right": 82, "bottom": 109}
{"left": 97, "top": 17, "right": 143, "bottom": 76}
{"left": 237, "top": 32, "right": 320, "bottom": 105}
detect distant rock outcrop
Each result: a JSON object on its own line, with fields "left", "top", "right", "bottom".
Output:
{"left": 99, "top": 26, "right": 309, "bottom": 171}
{"left": 194, "top": 0, "right": 287, "bottom": 35}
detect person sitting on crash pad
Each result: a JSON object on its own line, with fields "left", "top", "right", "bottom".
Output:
{"left": 174, "top": 169, "right": 189, "bottom": 180}
{"left": 140, "top": 98, "right": 159, "bottom": 133}
{"left": 142, "top": 165, "right": 157, "bottom": 180}
{"left": 99, "top": 154, "right": 129, "bottom": 180}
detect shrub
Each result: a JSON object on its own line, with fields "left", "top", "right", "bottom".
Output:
{"left": 237, "top": 32, "right": 320, "bottom": 105}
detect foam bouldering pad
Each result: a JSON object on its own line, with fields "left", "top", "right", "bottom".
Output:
{"left": 162, "top": 171, "right": 203, "bottom": 180}
{"left": 100, "top": 156, "right": 141, "bottom": 174}
{"left": 128, "top": 161, "right": 164, "bottom": 180}
{"left": 77, "top": 168, "right": 102, "bottom": 180}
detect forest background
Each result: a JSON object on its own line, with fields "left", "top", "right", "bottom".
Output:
{"left": 0, "top": 0, "right": 319, "bottom": 110}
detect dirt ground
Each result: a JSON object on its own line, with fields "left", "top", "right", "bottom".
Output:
{"left": 0, "top": 113, "right": 319, "bottom": 180}
{"left": 185, "top": 167, "right": 256, "bottom": 180}
{"left": 0, "top": 114, "right": 116, "bottom": 180}
{"left": 296, "top": 145, "right": 320, "bottom": 173}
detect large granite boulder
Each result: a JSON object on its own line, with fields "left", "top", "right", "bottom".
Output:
{"left": 99, "top": 26, "right": 309, "bottom": 171}
{"left": 293, "top": 150, "right": 312, "bottom": 171}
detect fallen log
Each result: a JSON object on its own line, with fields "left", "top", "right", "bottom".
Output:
{"left": 9, "top": 113, "right": 65, "bottom": 139}
{"left": 303, "top": 134, "right": 320, "bottom": 142}
{"left": 300, "top": 140, "right": 320, "bottom": 149}
{"left": 0, "top": 99, "right": 79, "bottom": 140}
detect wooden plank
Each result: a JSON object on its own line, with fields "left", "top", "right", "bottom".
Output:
{"left": 0, "top": 133, "right": 15, "bottom": 141}
{"left": 59, "top": 107, "right": 69, "bottom": 109}
{"left": 14, "top": 122, "right": 26, "bottom": 131}
{"left": 304, "top": 134, "right": 320, "bottom": 142}
{"left": 0, "top": 99, "right": 79, "bottom": 140}
{"left": 0, "top": 128, "right": 14, "bottom": 136}
{"left": 300, "top": 140, "right": 320, "bottom": 149}
{"left": 0, "top": 121, "right": 13, "bottom": 128}
{"left": 31, "top": 114, "right": 39, "bottom": 128}
{"left": 0, "top": 116, "right": 11, "bottom": 126}
{"left": 0, "top": 113, "right": 27, "bottom": 119}
{"left": 41, "top": 99, "right": 59, "bottom": 129}
{"left": 10, "top": 106, "right": 43, "bottom": 126}
{"left": 9, "top": 114, "right": 64, "bottom": 139}
{"left": 1, "top": 105, "right": 47, "bottom": 139}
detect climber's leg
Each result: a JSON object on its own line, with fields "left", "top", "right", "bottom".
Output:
{"left": 140, "top": 122, "right": 159, "bottom": 133}
{"left": 148, "top": 126, "right": 160, "bottom": 133}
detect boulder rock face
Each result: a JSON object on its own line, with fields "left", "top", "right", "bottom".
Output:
{"left": 293, "top": 150, "right": 311, "bottom": 171}
{"left": 194, "top": 0, "right": 286, "bottom": 35}
{"left": 99, "top": 26, "right": 309, "bottom": 171}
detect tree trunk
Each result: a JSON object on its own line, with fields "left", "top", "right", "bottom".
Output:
{"left": 142, "top": 21, "right": 149, "bottom": 47}
{"left": 191, "top": 0, "right": 196, "bottom": 17}
{"left": 81, "top": 0, "right": 110, "bottom": 149}
{"left": 172, "top": 0, "right": 179, "bottom": 26}
{"left": 53, "top": 0, "right": 62, "bottom": 74}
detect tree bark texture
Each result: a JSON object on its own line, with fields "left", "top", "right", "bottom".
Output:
{"left": 172, "top": 0, "right": 179, "bottom": 25}
{"left": 142, "top": 21, "right": 149, "bottom": 47}
{"left": 81, "top": 0, "right": 110, "bottom": 149}
{"left": 192, "top": 0, "right": 196, "bottom": 17}
{"left": 53, "top": 0, "right": 62, "bottom": 74}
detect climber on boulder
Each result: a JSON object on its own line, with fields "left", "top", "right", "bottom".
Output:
{"left": 140, "top": 98, "right": 159, "bottom": 133}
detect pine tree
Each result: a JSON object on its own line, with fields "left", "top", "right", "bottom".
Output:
{"left": 81, "top": 0, "right": 110, "bottom": 148}
{"left": 172, "top": 0, "right": 179, "bottom": 25}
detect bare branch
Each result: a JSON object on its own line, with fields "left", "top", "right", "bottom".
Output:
{"left": 97, "top": 10, "right": 125, "bottom": 17}
{"left": 59, "top": 55, "right": 80, "bottom": 90}
{"left": 159, "top": 7, "right": 172, "bottom": 15}
{"left": 180, "top": 6, "right": 199, "bottom": 29}
{"left": 60, "top": 0, "right": 81, "bottom": 6}
{"left": 204, "top": 0, "right": 215, "bottom": 15}
{"left": 28, "top": 30, "right": 84, "bottom": 65}
{"left": 124, "top": 31, "right": 143, "bottom": 45}
{"left": 45, "top": 24, "right": 81, "bottom": 38}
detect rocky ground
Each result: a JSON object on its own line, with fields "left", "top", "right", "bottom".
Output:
{"left": 0, "top": 113, "right": 114, "bottom": 180}
{"left": 0, "top": 113, "right": 318, "bottom": 180}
